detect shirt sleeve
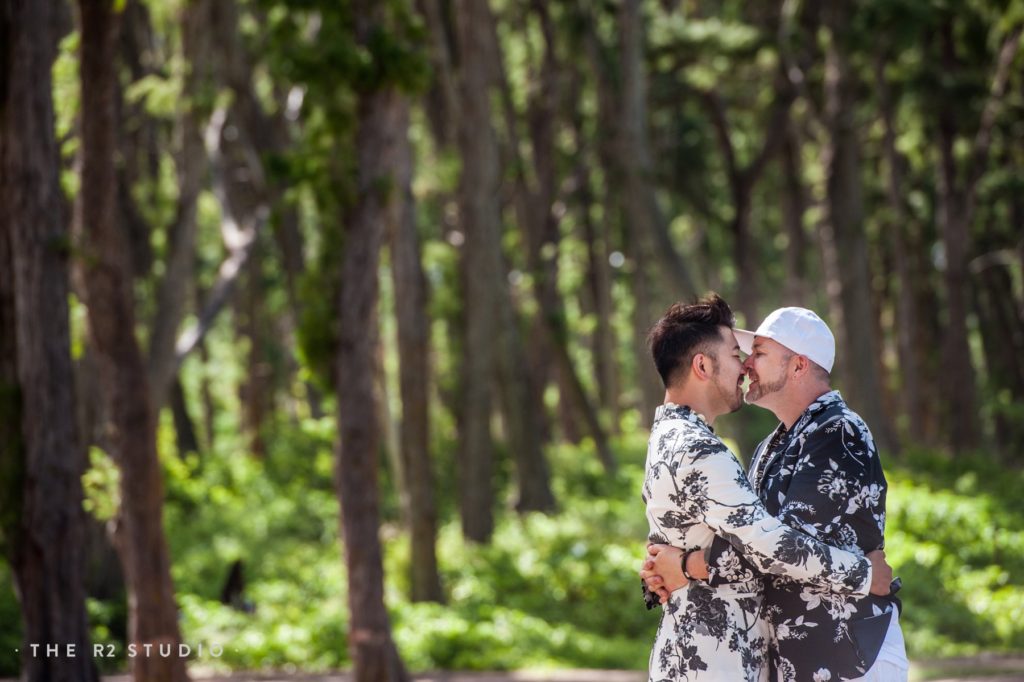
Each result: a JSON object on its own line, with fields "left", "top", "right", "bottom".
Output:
{"left": 679, "top": 434, "right": 871, "bottom": 596}
{"left": 704, "top": 533, "right": 762, "bottom": 587}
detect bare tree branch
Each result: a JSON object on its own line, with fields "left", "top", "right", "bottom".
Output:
{"left": 966, "top": 24, "right": 1023, "bottom": 209}
{"left": 173, "top": 107, "right": 262, "bottom": 369}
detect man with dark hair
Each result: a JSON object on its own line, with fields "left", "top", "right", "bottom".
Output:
{"left": 639, "top": 295, "right": 893, "bottom": 682}
{"left": 644, "top": 307, "right": 907, "bottom": 681}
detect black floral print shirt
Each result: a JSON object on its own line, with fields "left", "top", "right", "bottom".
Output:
{"left": 704, "top": 391, "right": 899, "bottom": 681}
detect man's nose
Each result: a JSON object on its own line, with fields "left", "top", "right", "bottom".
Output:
{"left": 742, "top": 356, "right": 754, "bottom": 371}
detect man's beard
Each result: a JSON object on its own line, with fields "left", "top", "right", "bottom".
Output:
{"left": 745, "top": 372, "right": 788, "bottom": 405}
{"left": 714, "top": 374, "right": 745, "bottom": 413}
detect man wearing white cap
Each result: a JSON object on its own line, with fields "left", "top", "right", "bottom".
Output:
{"left": 643, "top": 307, "right": 909, "bottom": 681}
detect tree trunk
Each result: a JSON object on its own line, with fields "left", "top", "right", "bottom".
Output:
{"left": 619, "top": 0, "right": 698, "bottom": 302}
{"left": 210, "top": 0, "right": 324, "bottom": 420}
{"left": 819, "top": 3, "right": 898, "bottom": 454}
{"left": 483, "top": 2, "right": 563, "bottom": 476}
{"left": 117, "top": 0, "right": 158, "bottom": 280}
{"left": 388, "top": 102, "right": 444, "bottom": 601}
{"left": 780, "top": 117, "right": 807, "bottom": 306}
{"left": 169, "top": 378, "right": 200, "bottom": 456}
{"left": 524, "top": 3, "right": 612, "bottom": 471}
{"left": 935, "top": 21, "right": 980, "bottom": 453}
{"left": 199, "top": 340, "right": 216, "bottom": 451}
{"left": 491, "top": 2, "right": 611, "bottom": 474}
{"left": 416, "top": 0, "right": 460, "bottom": 149}
{"left": 933, "top": 21, "right": 1021, "bottom": 453}
{"left": 0, "top": 1, "right": 98, "bottom": 678}
{"left": 575, "top": 134, "right": 620, "bottom": 433}
{"left": 236, "top": 234, "right": 269, "bottom": 459}
{"left": 876, "top": 55, "right": 926, "bottom": 442}
{"left": 453, "top": 0, "right": 503, "bottom": 543}
{"left": 145, "top": 0, "right": 211, "bottom": 411}
{"left": 75, "top": 3, "right": 188, "bottom": 682}
{"left": 632, "top": 257, "right": 664, "bottom": 427}
{"left": 333, "top": 5, "right": 411, "bottom": 680}
{"left": 172, "top": 101, "right": 263, "bottom": 371}
{"left": 581, "top": 9, "right": 625, "bottom": 431}
{"left": 972, "top": 147, "right": 1024, "bottom": 458}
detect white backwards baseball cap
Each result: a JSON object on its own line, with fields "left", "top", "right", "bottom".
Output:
{"left": 733, "top": 307, "right": 836, "bottom": 373}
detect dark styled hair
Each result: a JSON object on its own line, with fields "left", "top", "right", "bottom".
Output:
{"left": 647, "top": 293, "right": 735, "bottom": 388}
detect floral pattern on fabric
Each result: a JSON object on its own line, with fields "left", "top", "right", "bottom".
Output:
{"left": 642, "top": 403, "right": 871, "bottom": 682}
{"left": 705, "top": 391, "right": 899, "bottom": 681}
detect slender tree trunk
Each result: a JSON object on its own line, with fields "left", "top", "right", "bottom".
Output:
{"left": 525, "top": 6, "right": 575, "bottom": 445}
{"left": 169, "top": 378, "right": 200, "bottom": 456}
{"left": 333, "top": 5, "right": 411, "bottom": 680}
{"left": 699, "top": 81, "right": 792, "bottom": 457}
{"left": 575, "top": 135, "right": 620, "bottom": 433}
{"left": 972, "top": 146, "right": 1024, "bottom": 456}
{"left": 781, "top": 118, "right": 808, "bottom": 305}
{"left": 973, "top": 249, "right": 1024, "bottom": 457}
{"left": 819, "top": 3, "right": 897, "bottom": 453}
{"left": 237, "top": 235, "right": 269, "bottom": 459}
{"left": 484, "top": 2, "right": 562, "bottom": 472}
{"left": 936, "top": 104, "right": 980, "bottom": 451}
{"left": 619, "top": 0, "right": 697, "bottom": 301}
{"left": 521, "top": 3, "right": 613, "bottom": 471}
{"left": 936, "top": 124, "right": 979, "bottom": 452}
{"left": 876, "top": 55, "right": 925, "bottom": 441}
{"left": 172, "top": 106, "right": 262, "bottom": 371}
{"left": 117, "top": 0, "right": 158, "bottom": 280}
{"left": 453, "top": 0, "right": 503, "bottom": 542}
{"left": 933, "top": 21, "right": 1021, "bottom": 452}
{"left": 581, "top": 9, "right": 625, "bottom": 430}
{"left": 492, "top": 283, "right": 558, "bottom": 508}
{"left": 388, "top": 103, "right": 444, "bottom": 601}
{"left": 146, "top": 0, "right": 210, "bottom": 411}
{"left": 0, "top": 2, "right": 98, "bottom": 679}
{"left": 199, "top": 340, "right": 216, "bottom": 451}
{"left": 75, "top": 3, "right": 188, "bottom": 682}
{"left": 632, "top": 258, "right": 663, "bottom": 427}
{"left": 416, "top": 0, "right": 460, "bottom": 149}
{"left": 210, "top": 0, "right": 323, "bottom": 420}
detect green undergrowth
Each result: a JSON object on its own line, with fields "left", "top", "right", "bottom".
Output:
{"left": 2, "top": 425, "right": 1023, "bottom": 676}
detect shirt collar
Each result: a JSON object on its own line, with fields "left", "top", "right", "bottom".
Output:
{"left": 654, "top": 402, "right": 715, "bottom": 434}
{"left": 789, "top": 389, "right": 844, "bottom": 434}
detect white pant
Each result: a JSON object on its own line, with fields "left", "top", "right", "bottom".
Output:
{"left": 847, "top": 608, "right": 909, "bottom": 682}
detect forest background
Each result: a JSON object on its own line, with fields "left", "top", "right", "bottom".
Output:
{"left": 2, "top": 0, "right": 1024, "bottom": 681}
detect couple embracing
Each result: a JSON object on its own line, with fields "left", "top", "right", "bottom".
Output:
{"left": 638, "top": 294, "right": 908, "bottom": 682}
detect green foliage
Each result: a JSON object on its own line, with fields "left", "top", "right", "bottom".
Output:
{"left": 4, "top": 405, "right": 1024, "bottom": 679}
{"left": 163, "top": 430, "right": 659, "bottom": 672}
{"left": 885, "top": 450, "right": 1024, "bottom": 657}
{"left": 82, "top": 447, "right": 121, "bottom": 523}
{"left": 124, "top": 70, "right": 185, "bottom": 120}
{"left": 268, "top": 0, "right": 430, "bottom": 393}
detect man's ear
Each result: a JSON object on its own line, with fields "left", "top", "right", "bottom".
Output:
{"left": 792, "top": 354, "right": 809, "bottom": 377}
{"left": 691, "top": 352, "right": 711, "bottom": 381}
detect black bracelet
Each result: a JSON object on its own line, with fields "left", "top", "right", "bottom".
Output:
{"left": 682, "top": 549, "right": 698, "bottom": 580}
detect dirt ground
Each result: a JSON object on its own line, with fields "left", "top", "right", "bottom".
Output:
{"left": 7, "top": 659, "right": 1024, "bottom": 682}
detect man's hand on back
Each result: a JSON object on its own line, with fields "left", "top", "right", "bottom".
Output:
{"left": 639, "top": 543, "right": 703, "bottom": 604}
